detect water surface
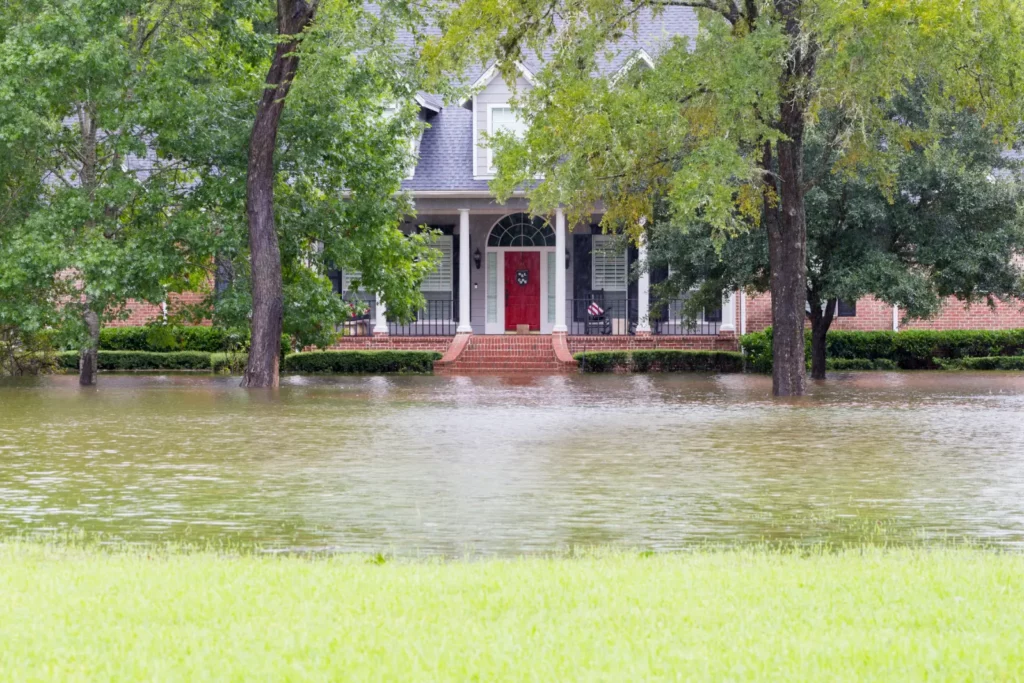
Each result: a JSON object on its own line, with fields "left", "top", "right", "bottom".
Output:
{"left": 2, "top": 372, "right": 1024, "bottom": 554}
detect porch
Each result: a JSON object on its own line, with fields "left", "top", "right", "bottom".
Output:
{"left": 331, "top": 206, "right": 738, "bottom": 340}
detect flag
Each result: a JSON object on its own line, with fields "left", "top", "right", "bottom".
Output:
{"left": 587, "top": 302, "right": 604, "bottom": 316}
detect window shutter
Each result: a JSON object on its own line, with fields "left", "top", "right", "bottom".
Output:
{"left": 420, "top": 236, "right": 453, "bottom": 292}
{"left": 591, "top": 235, "right": 627, "bottom": 291}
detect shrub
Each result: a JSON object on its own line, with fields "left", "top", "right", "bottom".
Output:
{"left": 825, "top": 358, "right": 875, "bottom": 371}
{"left": 936, "top": 356, "right": 1024, "bottom": 371}
{"left": 57, "top": 350, "right": 213, "bottom": 371}
{"left": 574, "top": 351, "right": 630, "bottom": 372}
{"left": 211, "top": 353, "right": 248, "bottom": 374}
{"left": 100, "top": 326, "right": 236, "bottom": 353}
{"left": 741, "top": 327, "right": 1024, "bottom": 372}
{"left": 283, "top": 351, "right": 441, "bottom": 374}
{"left": 575, "top": 350, "right": 743, "bottom": 373}
{"left": 739, "top": 329, "right": 774, "bottom": 374}
{"left": 632, "top": 350, "right": 744, "bottom": 373}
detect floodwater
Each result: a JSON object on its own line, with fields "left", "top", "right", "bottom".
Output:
{"left": 2, "top": 372, "right": 1024, "bottom": 555}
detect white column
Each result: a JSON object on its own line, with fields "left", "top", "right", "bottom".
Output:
{"left": 720, "top": 291, "right": 737, "bottom": 332}
{"left": 554, "top": 208, "right": 567, "bottom": 333}
{"left": 892, "top": 305, "right": 900, "bottom": 332}
{"left": 457, "top": 209, "right": 472, "bottom": 333}
{"left": 373, "top": 292, "right": 388, "bottom": 335}
{"left": 635, "top": 233, "right": 651, "bottom": 334}
{"left": 740, "top": 291, "right": 747, "bottom": 336}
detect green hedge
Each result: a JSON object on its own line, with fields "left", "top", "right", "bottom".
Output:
{"left": 99, "top": 326, "right": 292, "bottom": 355}
{"left": 826, "top": 358, "right": 899, "bottom": 371}
{"left": 283, "top": 351, "right": 441, "bottom": 374}
{"left": 576, "top": 350, "right": 744, "bottom": 373}
{"left": 935, "top": 356, "right": 1024, "bottom": 371}
{"left": 741, "top": 327, "right": 1024, "bottom": 372}
{"left": 57, "top": 350, "right": 213, "bottom": 371}
{"left": 211, "top": 353, "right": 248, "bottom": 374}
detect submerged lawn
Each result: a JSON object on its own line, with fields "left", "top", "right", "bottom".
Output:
{"left": 2, "top": 545, "right": 1023, "bottom": 681}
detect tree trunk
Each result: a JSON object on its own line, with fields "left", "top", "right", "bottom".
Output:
{"left": 765, "top": 0, "right": 813, "bottom": 397}
{"left": 79, "top": 307, "right": 100, "bottom": 386}
{"left": 241, "top": 0, "right": 318, "bottom": 389}
{"left": 808, "top": 297, "right": 835, "bottom": 380}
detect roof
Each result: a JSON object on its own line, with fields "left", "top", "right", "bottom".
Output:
{"left": 401, "top": 6, "right": 699, "bottom": 194}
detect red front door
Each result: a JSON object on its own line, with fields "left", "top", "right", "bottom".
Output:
{"left": 505, "top": 251, "right": 541, "bottom": 331}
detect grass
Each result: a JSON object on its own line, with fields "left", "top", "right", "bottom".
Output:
{"left": 2, "top": 543, "right": 1023, "bottom": 681}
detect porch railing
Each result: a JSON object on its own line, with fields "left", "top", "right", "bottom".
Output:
{"left": 650, "top": 300, "right": 722, "bottom": 336}
{"left": 568, "top": 298, "right": 637, "bottom": 336}
{"left": 338, "top": 299, "right": 457, "bottom": 337}
{"left": 565, "top": 297, "right": 723, "bottom": 336}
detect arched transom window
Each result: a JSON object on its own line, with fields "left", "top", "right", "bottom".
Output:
{"left": 488, "top": 213, "right": 556, "bottom": 247}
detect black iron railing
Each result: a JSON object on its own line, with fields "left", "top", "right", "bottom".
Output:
{"left": 567, "top": 297, "right": 637, "bottom": 336}
{"left": 388, "top": 299, "right": 457, "bottom": 337}
{"left": 649, "top": 300, "right": 722, "bottom": 336}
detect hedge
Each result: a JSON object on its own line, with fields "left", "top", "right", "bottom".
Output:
{"left": 741, "top": 327, "right": 1024, "bottom": 372}
{"left": 826, "top": 358, "right": 899, "bottom": 371}
{"left": 211, "top": 353, "right": 248, "bottom": 374}
{"left": 283, "top": 351, "right": 442, "bottom": 374}
{"left": 57, "top": 350, "right": 213, "bottom": 371}
{"left": 576, "top": 350, "right": 744, "bottom": 373}
{"left": 935, "top": 356, "right": 1024, "bottom": 371}
{"left": 99, "top": 326, "right": 292, "bottom": 355}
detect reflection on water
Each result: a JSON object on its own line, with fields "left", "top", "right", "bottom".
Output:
{"left": 2, "top": 372, "right": 1024, "bottom": 555}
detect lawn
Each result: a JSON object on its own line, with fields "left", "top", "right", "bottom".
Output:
{"left": 1, "top": 544, "right": 1022, "bottom": 681}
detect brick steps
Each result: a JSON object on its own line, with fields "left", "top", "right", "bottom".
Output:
{"left": 435, "top": 334, "right": 577, "bottom": 375}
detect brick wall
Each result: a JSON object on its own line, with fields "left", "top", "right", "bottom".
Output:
{"left": 744, "top": 293, "right": 1024, "bottom": 333}
{"left": 107, "top": 292, "right": 209, "bottom": 327}
{"left": 325, "top": 336, "right": 454, "bottom": 353}
{"left": 567, "top": 334, "right": 739, "bottom": 353}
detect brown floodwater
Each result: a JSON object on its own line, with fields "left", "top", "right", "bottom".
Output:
{"left": 1, "top": 372, "right": 1023, "bottom": 555}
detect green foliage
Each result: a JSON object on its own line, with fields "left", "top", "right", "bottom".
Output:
{"left": 57, "top": 350, "right": 213, "bottom": 371}
{"left": 211, "top": 353, "right": 248, "bottom": 374}
{"left": 283, "top": 351, "right": 441, "bottom": 374}
{"left": 743, "top": 327, "right": 1024, "bottom": 372}
{"left": 935, "top": 356, "right": 1024, "bottom": 371}
{"left": 575, "top": 350, "right": 743, "bottom": 373}
{"left": 99, "top": 327, "right": 234, "bottom": 353}
{"left": 825, "top": 358, "right": 898, "bottom": 371}
{"left": 574, "top": 351, "right": 630, "bottom": 372}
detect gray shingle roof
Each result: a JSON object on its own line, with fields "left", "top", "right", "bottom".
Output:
{"left": 402, "top": 7, "right": 698, "bottom": 193}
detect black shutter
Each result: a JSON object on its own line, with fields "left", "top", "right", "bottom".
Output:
{"left": 649, "top": 261, "right": 669, "bottom": 330}
{"left": 452, "top": 230, "right": 460, "bottom": 325}
{"left": 627, "top": 243, "right": 639, "bottom": 324}
{"left": 573, "top": 233, "right": 592, "bottom": 322}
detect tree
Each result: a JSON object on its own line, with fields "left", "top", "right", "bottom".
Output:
{"left": 0, "top": 0, "right": 224, "bottom": 385}
{"left": 236, "top": 0, "right": 442, "bottom": 388}
{"left": 424, "top": 0, "right": 1024, "bottom": 395}
{"left": 649, "top": 103, "right": 1024, "bottom": 379}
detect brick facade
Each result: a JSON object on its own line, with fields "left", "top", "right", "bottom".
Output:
{"left": 567, "top": 334, "right": 738, "bottom": 353}
{"left": 325, "top": 336, "right": 454, "bottom": 353}
{"left": 107, "top": 292, "right": 209, "bottom": 327}
{"left": 744, "top": 293, "right": 1024, "bottom": 333}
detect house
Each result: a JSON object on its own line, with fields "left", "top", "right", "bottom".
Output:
{"left": 116, "top": 6, "right": 1023, "bottom": 371}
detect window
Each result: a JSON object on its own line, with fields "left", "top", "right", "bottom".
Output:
{"left": 592, "top": 235, "right": 627, "bottom": 292}
{"left": 420, "top": 236, "right": 453, "bottom": 292}
{"left": 488, "top": 213, "right": 555, "bottom": 247}
{"left": 838, "top": 299, "right": 857, "bottom": 317}
{"left": 488, "top": 105, "right": 527, "bottom": 172}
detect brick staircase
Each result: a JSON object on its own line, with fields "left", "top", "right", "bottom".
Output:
{"left": 435, "top": 334, "right": 576, "bottom": 374}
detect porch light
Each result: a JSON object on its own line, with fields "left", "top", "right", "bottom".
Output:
{"left": 473, "top": 248, "right": 482, "bottom": 270}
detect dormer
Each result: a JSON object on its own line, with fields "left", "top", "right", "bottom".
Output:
{"left": 384, "top": 95, "right": 441, "bottom": 180}
{"left": 463, "top": 62, "right": 536, "bottom": 180}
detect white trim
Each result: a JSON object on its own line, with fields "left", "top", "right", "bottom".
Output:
{"left": 610, "top": 49, "right": 655, "bottom": 85}
{"left": 460, "top": 61, "right": 536, "bottom": 106}
{"left": 472, "top": 94, "right": 479, "bottom": 178}
{"left": 409, "top": 190, "right": 528, "bottom": 198}
{"left": 483, "top": 214, "right": 555, "bottom": 334}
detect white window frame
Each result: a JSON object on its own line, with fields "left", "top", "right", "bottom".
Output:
{"left": 420, "top": 235, "right": 453, "bottom": 294}
{"left": 591, "top": 235, "right": 628, "bottom": 292}
{"left": 486, "top": 103, "right": 527, "bottom": 174}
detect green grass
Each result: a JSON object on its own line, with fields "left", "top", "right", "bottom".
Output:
{"left": 2, "top": 543, "right": 1023, "bottom": 681}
